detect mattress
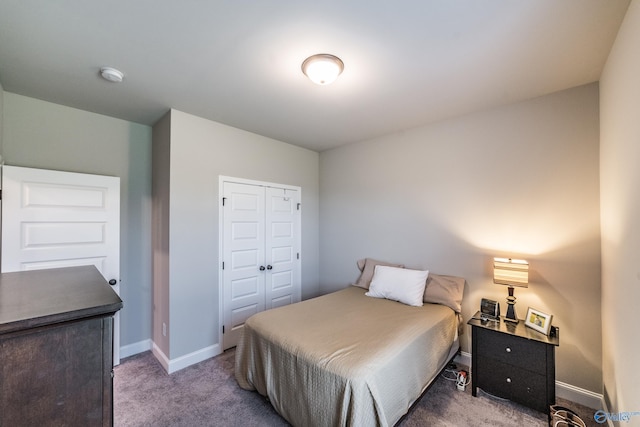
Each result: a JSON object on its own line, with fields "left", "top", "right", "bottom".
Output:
{"left": 235, "top": 286, "right": 458, "bottom": 427}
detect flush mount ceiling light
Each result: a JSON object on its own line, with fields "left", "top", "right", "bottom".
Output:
{"left": 100, "top": 67, "right": 124, "bottom": 83}
{"left": 301, "top": 54, "right": 344, "bottom": 85}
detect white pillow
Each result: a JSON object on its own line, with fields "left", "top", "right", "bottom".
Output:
{"left": 366, "top": 265, "right": 429, "bottom": 307}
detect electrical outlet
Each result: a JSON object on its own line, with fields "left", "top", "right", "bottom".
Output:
{"left": 162, "top": 322, "right": 167, "bottom": 336}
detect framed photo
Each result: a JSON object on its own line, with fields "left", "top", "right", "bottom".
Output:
{"left": 525, "top": 307, "right": 553, "bottom": 335}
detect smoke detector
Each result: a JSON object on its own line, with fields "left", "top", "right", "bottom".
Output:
{"left": 100, "top": 67, "right": 124, "bottom": 83}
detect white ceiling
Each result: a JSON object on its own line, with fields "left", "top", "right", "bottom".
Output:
{"left": 0, "top": 1, "right": 630, "bottom": 152}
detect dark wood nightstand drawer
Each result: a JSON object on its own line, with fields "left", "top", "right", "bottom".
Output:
{"left": 469, "top": 312, "right": 559, "bottom": 417}
{"left": 477, "top": 356, "right": 548, "bottom": 413}
{"left": 476, "top": 327, "right": 546, "bottom": 374}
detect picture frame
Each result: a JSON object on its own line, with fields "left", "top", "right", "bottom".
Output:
{"left": 525, "top": 307, "right": 553, "bottom": 335}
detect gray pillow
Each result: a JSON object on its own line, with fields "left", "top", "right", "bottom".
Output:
{"left": 353, "top": 258, "right": 404, "bottom": 289}
{"left": 423, "top": 274, "right": 465, "bottom": 313}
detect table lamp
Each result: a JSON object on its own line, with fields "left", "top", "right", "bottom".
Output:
{"left": 493, "top": 257, "right": 528, "bottom": 323}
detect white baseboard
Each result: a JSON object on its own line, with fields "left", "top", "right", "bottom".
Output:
{"left": 119, "top": 339, "right": 152, "bottom": 359}
{"left": 152, "top": 342, "right": 222, "bottom": 374}
{"left": 454, "top": 351, "right": 603, "bottom": 410}
{"left": 454, "top": 351, "right": 471, "bottom": 368}
{"left": 151, "top": 343, "right": 171, "bottom": 372}
{"left": 556, "top": 381, "right": 602, "bottom": 410}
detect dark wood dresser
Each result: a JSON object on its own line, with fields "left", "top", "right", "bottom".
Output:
{"left": 468, "top": 311, "right": 559, "bottom": 414}
{"left": 0, "top": 266, "right": 123, "bottom": 426}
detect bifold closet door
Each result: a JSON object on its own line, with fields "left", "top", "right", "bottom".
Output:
{"left": 264, "top": 186, "right": 300, "bottom": 309}
{"left": 222, "top": 181, "right": 301, "bottom": 350}
{"left": 222, "top": 182, "right": 267, "bottom": 350}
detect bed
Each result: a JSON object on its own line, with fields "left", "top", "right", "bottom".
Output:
{"left": 235, "top": 259, "right": 465, "bottom": 427}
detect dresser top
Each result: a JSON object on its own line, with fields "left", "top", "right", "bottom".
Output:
{"left": 467, "top": 311, "right": 559, "bottom": 346}
{"left": 0, "top": 266, "right": 123, "bottom": 334}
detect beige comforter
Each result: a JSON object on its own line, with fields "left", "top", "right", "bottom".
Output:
{"left": 235, "top": 286, "right": 457, "bottom": 427}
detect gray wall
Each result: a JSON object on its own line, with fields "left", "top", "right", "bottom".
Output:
{"left": 151, "top": 112, "right": 171, "bottom": 355}
{"left": 0, "top": 81, "right": 3, "bottom": 152}
{"left": 1, "top": 92, "right": 153, "bottom": 351}
{"left": 155, "top": 109, "right": 320, "bottom": 359}
{"left": 600, "top": 0, "right": 640, "bottom": 416}
{"left": 319, "top": 84, "right": 602, "bottom": 393}
{"left": 1, "top": 78, "right": 614, "bottom": 398}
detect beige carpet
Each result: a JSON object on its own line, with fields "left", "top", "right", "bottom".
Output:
{"left": 114, "top": 350, "right": 598, "bottom": 426}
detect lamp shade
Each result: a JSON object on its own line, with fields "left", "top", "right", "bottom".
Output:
{"left": 493, "top": 257, "right": 528, "bottom": 287}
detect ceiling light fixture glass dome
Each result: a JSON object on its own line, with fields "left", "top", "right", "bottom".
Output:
{"left": 301, "top": 54, "right": 344, "bottom": 85}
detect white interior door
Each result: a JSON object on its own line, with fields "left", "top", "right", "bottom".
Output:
{"left": 222, "top": 182, "right": 266, "bottom": 350}
{"left": 265, "top": 187, "right": 301, "bottom": 309}
{"left": 221, "top": 179, "right": 301, "bottom": 350}
{"left": 1, "top": 165, "right": 122, "bottom": 364}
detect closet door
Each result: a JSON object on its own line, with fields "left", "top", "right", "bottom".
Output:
{"left": 221, "top": 179, "right": 301, "bottom": 350}
{"left": 265, "top": 187, "right": 301, "bottom": 309}
{"left": 222, "top": 182, "right": 266, "bottom": 350}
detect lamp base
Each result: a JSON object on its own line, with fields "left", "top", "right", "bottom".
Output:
{"left": 503, "top": 304, "right": 519, "bottom": 323}
{"left": 503, "top": 286, "right": 519, "bottom": 323}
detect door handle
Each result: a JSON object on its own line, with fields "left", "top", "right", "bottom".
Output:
{"left": 266, "top": 265, "right": 273, "bottom": 270}
{"left": 259, "top": 266, "right": 266, "bottom": 271}
{"left": 109, "top": 279, "right": 117, "bottom": 286}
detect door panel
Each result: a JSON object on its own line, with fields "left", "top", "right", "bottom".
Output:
{"left": 265, "top": 187, "right": 300, "bottom": 310}
{"left": 20, "top": 257, "right": 107, "bottom": 272}
{"left": 1, "top": 165, "right": 121, "bottom": 363}
{"left": 271, "top": 295, "right": 292, "bottom": 308}
{"left": 23, "top": 222, "right": 106, "bottom": 246}
{"left": 223, "top": 182, "right": 265, "bottom": 350}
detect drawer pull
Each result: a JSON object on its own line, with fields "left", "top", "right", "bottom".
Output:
{"left": 505, "top": 347, "right": 511, "bottom": 353}
{"left": 506, "top": 377, "right": 512, "bottom": 383}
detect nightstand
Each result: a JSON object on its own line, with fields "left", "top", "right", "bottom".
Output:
{"left": 468, "top": 311, "right": 559, "bottom": 414}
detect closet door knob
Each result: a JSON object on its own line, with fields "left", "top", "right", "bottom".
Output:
{"left": 266, "top": 265, "right": 273, "bottom": 270}
{"left": 259, "top": 266, "right": 266, "bottom": 271}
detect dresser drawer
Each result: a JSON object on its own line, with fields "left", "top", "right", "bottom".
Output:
{"left": 477, "top": 356, "right": 548, "bottom": 413}
{"left": 476, "top": 327, "right": 546, "bottom": 374}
